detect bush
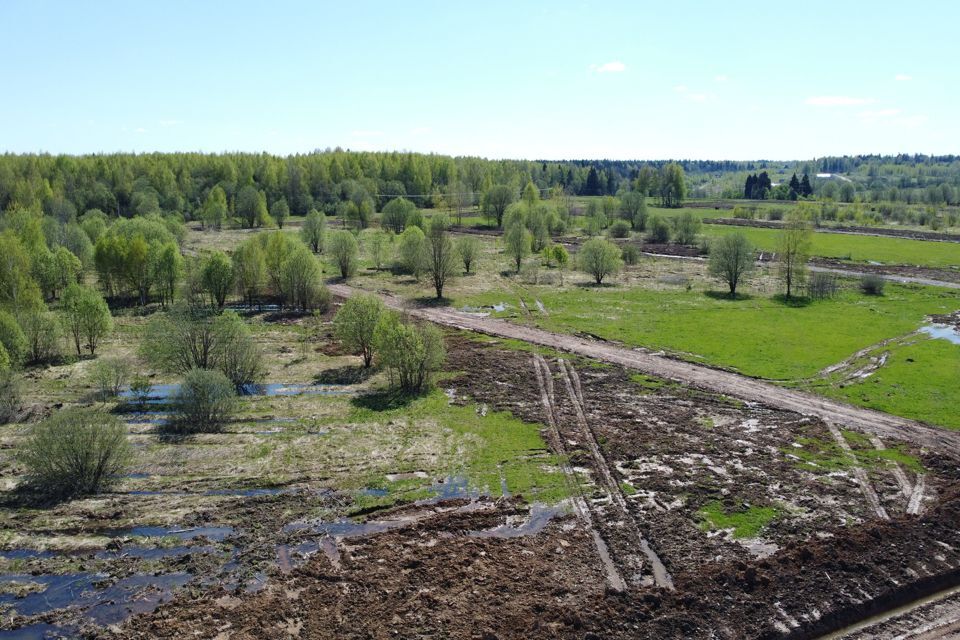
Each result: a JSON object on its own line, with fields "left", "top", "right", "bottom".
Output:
{"left": 577, "top": 237, "right": 622, "bottom": 284}
{"left": 327, "top": 230, "right": 359, "bottom": 279}
{"left": 608, "top": 220, "right": 632, "bottom": 238}
{"left": 0, "top": 311, "right": 27, "bottom": 366}
{"left": 61, "top": 284, "right": 113, "bottom": 356}
{"left": 646, "top": 216, "right": 671, "bottom": 243}
{"left": 0, "top": 372, "right": 21, "bottom": 424}
{"left": 169, "top": 369, "right": 237, "bottom": 433}
{"left": 860, "top": 274, "right": 886, "bottom": 296}
{"left": 333, "top": 294, "right": 385, "bottom": 368}
{"left": 621, "top": 244, "right": 640, "bottom": 266}
{"left": 129, "top": 374, "right": 152, "bottom": 409}
{"left": 19, "top": 308, "right": 61, "bottom": 364}
{"left": 671, "top": 212, "right": 701, "bottom": 245}
{"left": 397, "top": 226, "right": 428, "bottom": 278}
{"left": 90, "top": 357, "right": 132, "bottom": 399}
{"left": 808, "top": 272, "right": 839, "bottom": 300}
{"left": 17, "top": 408, "right": 131, "bottom": 498}
{"left": 373, "top": 313, "right": 445, "bottom": 393}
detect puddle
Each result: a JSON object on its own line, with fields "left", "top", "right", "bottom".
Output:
{"left": 920, "top": 324, "right": 960, "bottom": 345}
{"left": 739, "top": 539, "right": 780, "bottom": 559}
{"left": 358, "top": 488, "right": 389, "bottom": 497}
{"left": 492, "top": 302, "right": 507, "bottom": 312}
{"left": 95, "top": 545, "right": 217, "bottom": 561}
{"left": 105, "top": 526, "right": 234, "bottom": 542}
{"left": 0, "top": 573, "right": 104, "bottom": 617}
{"left": 84, "top": 572, "right": 192, "bottom": 626}
{"left": 0, "top": 549, "right": 57, "bottom": 561}
{"left": 424, "top": 476, "right": 479, "bottom": 501}
{"left": 283, "top": 518, "right": 408, "bottom": 537}
{"left": 0, "top": 622, "right": 74, "bottom": 638}
{"left": 119, "top": 382, "right": 350, "bottom": 406}
{"left": 468, "top": 504, "right": 564, "bottom": 538}
{"left": 205, "top": 488, "right": 288, "bottom": 497}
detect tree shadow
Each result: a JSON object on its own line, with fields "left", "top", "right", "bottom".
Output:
{"left": 412, "top": 296, "right": 452, "bottom": 308}
{"left": 772, "top": 294, "right": 813, "bottom": 308}
{"left": 314, "top": 365, "right": 377, "bottom": 385}
{"left": 351, "top": 389, "right": 419, "bottom": 412}
{"left": 704, "top": 290, "right": 754, "bottom": 301}
{"left": 574, "top": 281, "right": 618, "bottom": 288}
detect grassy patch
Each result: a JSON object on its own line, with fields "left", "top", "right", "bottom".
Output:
{"left": 704, "top": 224, "right": 960, "bottom": 268}
{"left": 783, "top": 432, "right": 924, "bottom": 473}
{"left": 698, "top": 501, "right": 778, "bottom": 538}
{"left": 814, "top": 336, "right": 960, "bottom": 430}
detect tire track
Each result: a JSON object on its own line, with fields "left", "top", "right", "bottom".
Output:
{"left": 868, "top": 434, "right": 915, "bottom": 501}
{"left": 530, "top": 354, "right": 627, "bottom": 592}
{"left": 908, "top": 474, "right": 927, "bottom": 516}
{"left": 826, "top": 423, "right": 890, "bottom": 520}
{"left": 556, "top": 358, "right": 674, "bottom": 590}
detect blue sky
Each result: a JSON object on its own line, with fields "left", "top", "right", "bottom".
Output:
{"left": 2, "top": 0, "right": 957, "bottom": 160}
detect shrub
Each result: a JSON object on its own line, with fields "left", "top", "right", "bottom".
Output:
{"left": 608, "top": 220, "right": 632, "bottom": 239}
{"left": 333, "top": 294, "right": 385, "bottom": 367}
{"left": 707, "top": 232, "right": 756, "bottom": 297}
{"left": 646, "top": 216, "right": 671, "bottom": 243}
{"left": 860, "top": 274, "right": 886, "bottom": 296}
{"left": 671, "top": 212, "right": 702, "bottom": 245}
{"left": 61, "top": 283, "right": 113, "bottom": 356}
{"left": 17, "top": 408, "right": 131, "bottom": 498}
{"left": 0, "top": 311, "right": 27, "bottom": 365}
{"left": 808, "top": 272, "right": 839, "bottom": 300}
{"left": 0, "top": 372, "right": 21, "bottom": 424}
{"left": 19, "top": 308, "right": 61, "bottom": 364}
{"left": 577, "top": 237, "right": 622, "bottom": 284}
{"left": 90, "top": 357, "right": 132, "bottom": 399}
{"left": 457, "top": 236, "right": 480, "bottom": 274}
{"left": 373, "top": 313, "right": 445, "bottom": 392}
{"left": 397, "top": 226, "right": 428, "bottom": 279}
{"left": 129, "top": 374, "right": 152, "bottom": 409}
{"left": 621, "top": 244, "right": 640, "bottom": 266}
{"left": 301, "top": 209, "right": 326, "bottom": 253}
{"left": 169, "top": 369, "right": 237, "bottom": 433}
{"left": 327, "top": 230, "right": 359, "bottom": 279}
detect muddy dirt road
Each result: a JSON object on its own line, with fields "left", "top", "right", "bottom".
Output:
{"left": 328, "top": 284, "right": 960, "bottom": 456}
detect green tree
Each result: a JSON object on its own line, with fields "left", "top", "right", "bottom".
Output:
{"left": 777, "top": 218, "right": 812, "bottom": 298}
{"left": 282, "top": 243, "right": 324, "bottom": 311}
{"left": 373, "top": 312, "right": 445, "bottom": 392}
{"left": 151, "top": 241, "right": 182, "bottom": 307}
{"left": 232, "top": 239, "right": 265, "bottom": 308}
{"left": 0, "top": 311, "right": 27, "bottom": 365}
{"left": 577, "top": 237, "right": 622, "bottom": 284}
{"left": 708, "top": 232, "right": 756, "bottom": 297}
{"left": 301, "top": 209, "right": 326, "bottom": 253}
{"left": 169, "top": 369, "right": 238, "bottom": 434}
{"left": 425, "top": 214, "right": 458, "bottom": 299}
{"left": 398, "top": 226, "right": 428, "bottom": 279}
{"left": 521, "top": 181, "right": 540, "bottom": 208}
{"left": 200, "top": 251, "right": 234, "bottom": 310}
{"left": 327, "top": 230, "right": 359, "bottom": 279}
{"left": 620, "top": 191, "right": 648, "bottom": 230}
{"left": 366, "top": 229, "right": 392, "bottom": 271}
{"left": 482, "top": 184, "right": 516, "bottom": 228}
{"left": 456, "top": 236, "right": 480, "bottom": 274}
{"left": 201, "top": 186, "right": 228, "bottom": 230}
{"left": 658, "top": 163, "right": 686, "bottom": 208}
{"left": 271, "top": 197, "right": 290, "bottom": 229}
{"left": 61, "top": 283, "right": 112, "bottom": 356}
{"left": 504, "top": 219, "right": 531, "bottom": 273}
{"left": 236, "top": 185, "right": 270, "bottom": 228}
{"left": 333, "top": 293, "right": 385, "bottom": 367}
{"left": 381, "top": 197, "right": 417, "bottom": 234}
{"left": 671, "top": 212, "right": 701, "bottom": 245}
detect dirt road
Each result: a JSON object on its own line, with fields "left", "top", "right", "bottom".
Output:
{"left": 329, "top": 284, "right": 960, "bottom": 456}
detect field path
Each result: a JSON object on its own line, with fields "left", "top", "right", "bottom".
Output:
{"left": 328, "top": 284, "right": 960, "bottom": 457}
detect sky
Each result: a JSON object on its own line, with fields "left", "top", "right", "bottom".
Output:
{"left": 2, "top": 0, "right": 958, "bottom": 160}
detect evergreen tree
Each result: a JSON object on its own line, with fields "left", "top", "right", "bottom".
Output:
{"left": 585, "top": 167, "right": 601, "bottom": 196}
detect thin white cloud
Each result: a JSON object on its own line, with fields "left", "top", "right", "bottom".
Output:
{"left": 894, "top": 74, "right": 912, "bottom": 81}
{"left": 351, "top": 130, "right": 383, "bottom": 137}
{"left": 674, "top": 85, "right": 710, "bottom": 102}
{"left": 592, "top": 61, "right": 626, "bottom": 73}
{"left": 858, "top": 108, "right": 902, "bottom": 119}
{"left": 673, "top": 85, "right": 688, "bottom": 93}
{"left": 159, "top": 119, "right": 183, "bottom": 127}
{"left": 805, "top": 96, "right": 875, "bottom": 106}
{"left": 714, "top": 74, "right": 729, "bottom": 82}
{"left": 410, "top": 126, "right": 431, "bottom": 136}
{"left": 134, "top": 127, "right": 147, "bottom": 134}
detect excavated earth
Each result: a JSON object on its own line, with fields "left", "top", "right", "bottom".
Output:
{"left": 84, "top": 334, "right": 960, "bottom": 639}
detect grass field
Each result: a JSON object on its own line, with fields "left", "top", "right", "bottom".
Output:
{"left": 460, "top": 283, "right": 958, "bottom": 381}
{"left": 703, "top": 223, "right": 960, "bottom": 268}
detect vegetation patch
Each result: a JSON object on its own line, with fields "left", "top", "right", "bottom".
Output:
{"left": 698, "top": 501, "right": 779, "bottom": 538}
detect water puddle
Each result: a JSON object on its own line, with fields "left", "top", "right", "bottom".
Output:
{"left": 0, "top": 622, "right": 73, "bottom": 638}
{"left": 424, "top": 476, "right": 479, "bottom": 501}
{"left": 468, "top": 504, "right": 564, "bottom": 538}
{"left": 0, "top": 549, "right": 57, "bottom": 561}
{"left": 920, "top": 323, "right": 960, "bottom": 345}
{"left": 119, "top": 382, "right": 350, "bottom": 406}
{"left": 282, "top": 518, "right": 408, "bottom": 537}
{"left": 104, "top": 526, "right": 234, "bottom": 542}
{"left": 95, "top": 545, "right": 216, "bottom": 561}
{"left": 358, "top": 488, "right": 388, "bottom": 497}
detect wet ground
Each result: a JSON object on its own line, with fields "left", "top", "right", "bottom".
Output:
{"left": 2, "top": 327, "right": 959, "bottom": 638}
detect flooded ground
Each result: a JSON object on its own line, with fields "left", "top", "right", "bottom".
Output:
{"left": 1, "top": 309, "right": 958, "bottom": 638}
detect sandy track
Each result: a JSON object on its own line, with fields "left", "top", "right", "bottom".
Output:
{"left": 329, "top": 284, "right": 960, "bottom": 458}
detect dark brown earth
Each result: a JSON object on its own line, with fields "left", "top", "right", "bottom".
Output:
{"left": 705, "top": 217, "right": 960, "bottom": 243}
{"left": 106, "top": 335, "right": 960, "bottom": 640}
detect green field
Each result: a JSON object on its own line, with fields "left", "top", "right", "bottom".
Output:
{"left": 704, "top": 224, "right": 960, "bottom": 268}
{"left": 461, "top": 284, "right": 958, "bottom": 381}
